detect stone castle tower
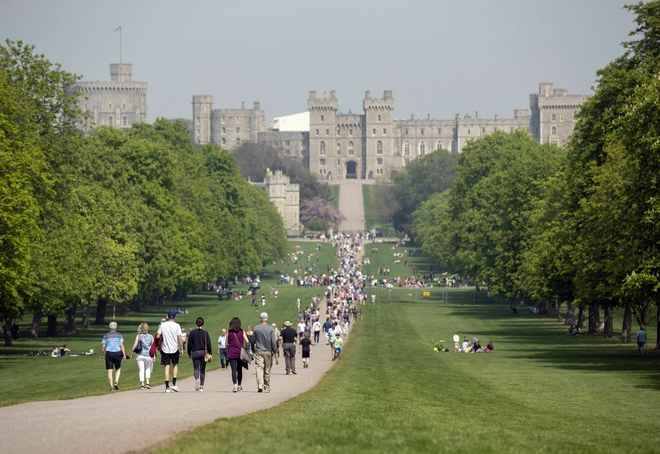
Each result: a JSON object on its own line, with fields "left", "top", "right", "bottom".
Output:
{"left": 252, "top": 169, "right": 301, "bottom": 236}
{"left": 77, "top": 63, "right": 148, "bottom": 133}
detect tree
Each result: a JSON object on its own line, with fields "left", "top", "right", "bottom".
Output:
{"left": 392, "top": 149, "right": 459, "bottom": 235}
{"left": 301, "top": 197, "right": 345, "bottom": 231}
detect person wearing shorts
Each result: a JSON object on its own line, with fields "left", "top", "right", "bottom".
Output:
{"left": 100, "top": 322, "right": 126, "bottom": 391}
{"left": 333, "top": 333, "right": 343, "bottom": 360}
{"left": 300, "top": 332, "right": 312, "bottom": 368}
{"left": 156, "top": 310, "right": 183, "bottom": 393}
{"left": 637, "top": 327, "right": 647, "bottom": 355}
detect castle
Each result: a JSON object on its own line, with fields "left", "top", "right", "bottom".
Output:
{"left": 251, "top": 169, "right": 301, "bottom": 236}
{"left": 76, "top": 63, "right": 148, "bottom": 133}
{"left": 192, "top": 83, "right": 589, "bottom": 180}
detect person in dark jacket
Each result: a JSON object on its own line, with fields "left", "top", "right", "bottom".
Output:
{"left": 187, "top": 317, "right": 212, "bottom": 392}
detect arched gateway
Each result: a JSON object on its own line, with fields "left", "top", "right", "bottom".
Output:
{"left": 345, "top": 161, "right": 358, "bottom": 179}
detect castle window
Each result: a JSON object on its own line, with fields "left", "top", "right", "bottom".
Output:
{"left": 560, "top": 115, "right": 564, "bottom": 122}
{"left": 122, "top": 103, "right": 125, "bottom": 110}
{"left": 419, "top": 141, "right": 426, "bottom": 155}
{"left": 404, "top": 141, "right": 410, "bottom": 155}
{"left": 551, "top": 126, "right": 557, "bottom": 135}
{"left": 383, "top": 128, "right": 387, "bottom": 134}
{"left": 350, "top": 129, "right": 353, "bottom": 136}
{"left": 109, "top": 103, "right": 112, "bottom": 110}
{"left": 421, "top": 129, "right": 424, "bottom": 135}
{"left": 326, "top": 129, "right": 330, "bottom": 135}
{"left": 437, "top": 142, "right": 443, "bottom": 150}
{"left": 551, "top": 113, "right": 557, "bottom": 122}
{"left": 320, "top": 159, "right": 326, "bottom": 166}
{"left": 348, "top": 141, "right": 354, "bottom": 155}
{"left": 122, "top": 116, "right": 127, "bottom": 126}
{"left": 222, "top": 127, "right": 226, "bottom": 134}
{"left": 236, "top": 138, "right": 241, "bottom": 145}
{"left": 222, "top": 138, "right": 226, "bottom": 145}
{"left": 221, "top": 117, "right": 226, "bottom": 124}
{"left": 320, "top": 141, "right": 326, "bottom": 155}
{"left": 236, "top": 127, "right": 240, "bottom": 133}
{"left": 378, "top": 115, "right": 381, "bottom": 121}
{"left": 316, "top": 129, "right": 319, "bottom": 136}
{"left": 337, "top": 128, "right": 341, "bottom": 135}
{"left": 550, "top": 139, "right": 559, "bottom": 146}
{"left": 321, "top": 115, "right": 324, "bottom": 122}
{"left": 108, "top": 116, "right": 113, "bottom": 125}
{"left": 467, "top": 129, "right": 471, "bottom": 135}
{"left": 337, "top": 159, "right": 341, "bottom": 166}
{"left": 482, "top": 127, "right": 486, "bottom": 133}
{"left": 377, "top": 141, "right": 383, "bottom": 154}
{"left": 377, "top": 158, "right": 383, "bottom": 165}
{"left": 373, "top": 128, "right": 376, "bottom": 135}
{"left": 337, "top": 143, "right": 341, "bottom": 155}
{"left": 405, "top": 158, "right": 410, "bottom": 164}
{"left": 451, "top": 140, "right": 457, "bottom": 152}
{"left": 438, "top": 128, "right": 441, "bottom": 134}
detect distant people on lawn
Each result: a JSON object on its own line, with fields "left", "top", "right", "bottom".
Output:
{"left": 227, "top": 317, "right": 249, "bottom": 393}
{"left": 188, "top": 317, "right": 212, "bottom": 392}
{"left": 101, "top": 321, "right": 126, "bottom": 391}
{"left": 156, "top": 310, "right": 183, "bottom": 393}
{"left": 251, "top": 312, "right": 278, "bottom": 393}
{"left": 59, "top": 345, "right": 71, "bottom": 357}
{"left": 130, "top": 323, "right": 154, "bottom": 390}
{"left": 637, "top": 326, "right": 647, "bottom": 355}
{"left": 485, "top": 341, "right": 494, "bottom": 353}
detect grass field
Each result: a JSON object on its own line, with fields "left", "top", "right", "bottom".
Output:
{"left": 330, "top": 184, "right": 340, "bottom": 209}
{"left": 0, "top": 240, "right": 339, "bottom": 407}
{"left": 153, "top": 242, "right": 660, "bottom": 454}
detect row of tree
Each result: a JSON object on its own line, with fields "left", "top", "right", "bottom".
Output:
{"left": 0, "top": 41, "right": 287, "bottom": 345}
{"left": 413, "top": 2, "right": 660, "bottom": 347}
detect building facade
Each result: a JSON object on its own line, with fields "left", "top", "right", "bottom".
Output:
{"left": 252, "top": 169, "right": 301, "bottom": 237}
{"left": 77, "top": 63, "right": 148, "bottom": 133}
{"left": 192, "top": 83, "right": 589, "bottom": 180}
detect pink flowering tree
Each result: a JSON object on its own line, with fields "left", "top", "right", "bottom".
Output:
{"left": 300, "top": 197, "right": 345, "bottom": 230}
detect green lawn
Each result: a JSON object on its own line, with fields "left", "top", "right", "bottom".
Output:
{"left": 156, "top": 281, "right": 659, "bottom": 453}
{"left": 330, "top": 184, "right": 340, "bottom": 209}
{"left": 0, "top": 240, "right": 338, "bottom": 407}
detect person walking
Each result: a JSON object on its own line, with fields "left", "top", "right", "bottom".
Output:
{"left": 637, "top": 326, "right": 647, "bottom": 355}
{"left": 188, "top": 317, "right": 212, "bottom": 392}
{"left": 280, "top": 321, "right": 298, "bottom": 375}
{"left": 271, "top": 323, "right": 281, "bottom": 365}
{"left": 312, "top": 319, "right": 321, "bottom": 345}
{"left": 130, "top": 323, "right": 153, "bottom": 390}
{"left": 251, "top": 312, "right": 278, "bottom": 393}
{"left": 299, "top": 332, "right": 312, "bottom": 368}
{"left": 156, "top": 310, "right": 183, "bottom": 393}
{"left": 217, "top": 329, "right": 228, "bottom": 371}
{"left": 227, "top": 317, "right": 249, "bottom": 393}
{"left": 100, "top": 322, "right": 126, "bottom": 391}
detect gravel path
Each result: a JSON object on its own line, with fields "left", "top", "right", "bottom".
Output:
{"left": 331, "top": 179, "right": 368, "bottom": 232}
{"left": 3, "top": 323, "right": 348, "bottom": 454}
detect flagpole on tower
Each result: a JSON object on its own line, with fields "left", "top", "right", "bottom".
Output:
{"left": 114, "top": 26, "right": 122, "bottom": 63}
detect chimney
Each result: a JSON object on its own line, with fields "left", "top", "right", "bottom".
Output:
{"left": 253, "top": 102, "right": 260, "bottom": 110}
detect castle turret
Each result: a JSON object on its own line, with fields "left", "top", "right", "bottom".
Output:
{"left": 192, "top": 95, "right": 213, "bottom": 145}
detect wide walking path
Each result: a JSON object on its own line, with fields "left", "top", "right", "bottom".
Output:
{"left": 329, "top": 179, "right": 371, "bottom": 232}
{"left": 3, "top": 323, "right": 346, "bottom": 454}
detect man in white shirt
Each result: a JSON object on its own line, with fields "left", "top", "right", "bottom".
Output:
{"left": 156, "top": 310, "right": 183, "bottom": 393}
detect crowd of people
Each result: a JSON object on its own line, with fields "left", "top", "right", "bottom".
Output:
{"left": 99, "top": 233, "right": 371, "bottom": 394}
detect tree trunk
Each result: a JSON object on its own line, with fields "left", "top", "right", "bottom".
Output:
{"left": 556, "top": 302, "right": 563, "bottom": 323}
{"left": 82, "top": 303, "right": 91, "bottom": 329}
{"left": 588, "top": 304, "right": 599, "bottom": 334}
{"left": 604, "top": 306, "right": 614, "bottom": 338}
{"left": 565, "top": 302, "right": 575, "bottom": 326}
{"left": 46, "top": 314, "right": 57, "bottom": 338}
{"left": 63, "top": 302, "right": 77, "bottom": 332}
{"left": 3, "top": 319, "right": 12, "bottom": 347}
{"left": 577, "top": 304, "right": 586, "bottom": 330}
{"left": 30, "top": 312, "right": 42, "bottom": 340}
{"left": 655, "top": 307, "right": 660, "bottom": 350}
{"left": 95, "top": 298, "right": 107, "bottom": 325}
{"left": 620, "top": 306, "right": 633, "bottom": 343}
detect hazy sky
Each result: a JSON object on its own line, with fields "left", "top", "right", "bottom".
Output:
{"left": 2, "top": 0, "right": 634, "bottom": 123}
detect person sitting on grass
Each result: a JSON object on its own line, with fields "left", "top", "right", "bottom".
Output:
{"left": 484, "top": 341, "right": 494, "bottom": 353}
{"left": 51, "top": 346, "right": 59, "bottom": 357}
{"left": 472, "top": 338, "right": 483, "bottom": 353}
{"left": 462, "top": 337, "right": 472, "bottom": 353}
{"left": 59, "top": 345, "right": 71, "bottom": 357}
{"left": 567, "top": 325, "right": 575, "bottom": 335}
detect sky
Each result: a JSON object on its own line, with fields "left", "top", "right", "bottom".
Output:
{"left": 2, "top": 0, "right": 635, "bottom": 123}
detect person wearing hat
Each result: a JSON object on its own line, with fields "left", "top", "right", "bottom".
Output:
{"left": 156, "top": 310, "right": 183, "bottom": 393}
{"left": 251, "top": 313, "right": 278, "bottom": 393}
{"left": 280, "top": 321, "right": 298, "bottom": 375}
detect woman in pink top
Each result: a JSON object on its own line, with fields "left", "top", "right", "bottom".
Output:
{"left": 227, "top": 317, "right": 249, "bottom": 393}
